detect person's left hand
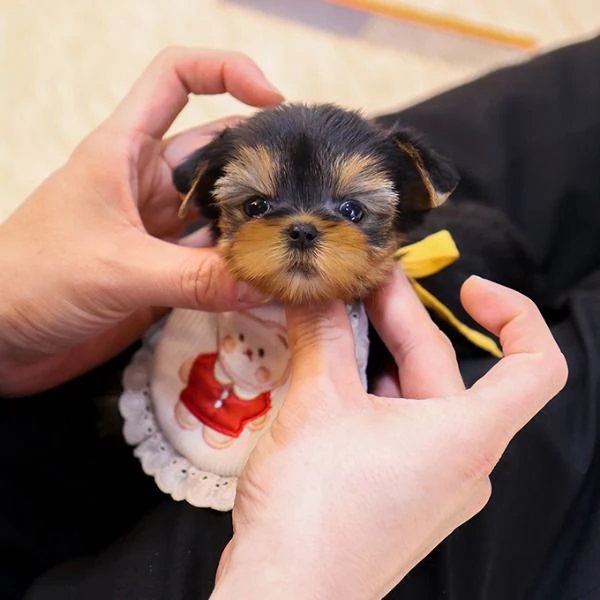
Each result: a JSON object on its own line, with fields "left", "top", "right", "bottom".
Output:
{"left": 0, "top": 48, "right": 283, "bottom": 396}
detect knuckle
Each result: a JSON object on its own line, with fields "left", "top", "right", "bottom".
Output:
{"left": 226, "top": 49, "right": 250, "bottom": 63}
{"left": 447, "top": 419, "right": 501, "bottom": 483}
{"left": 154, "top": 45, "right": 183, "bottom": 66}
{"left": 434, "top": 327, "right": 458, "bottom": 358}
{"left": 387, "top": 333, "right": 418, "bottom": 367}
{"left": 459, "top": 445, "right": 499, "bottom": 482}
{"left": 552, "top": 350, "right": 569, "bottom": 391}
{"left": 393, "top": 325, "right": 455, "bottom": 369}
{"left": 461, "top": 448, "right": 499, "bottom": 483}
{"left": 152, "top": 46, "right": 199, "bottom": 73}
{"left": 290, "top": 311, "right": 346, "bottom": 352}
{"left": 506, "top": 287, "right": 540, "bottom": 318}
{"left": 293, "top": 325, "right": 343, "bottom": 358}
{"left": 179, "top": 254, "right": 223, "bottom": 310}
{"left": 468, "top": 477, "right": 493, "bottom": 516}
{"left": 529, "top": 347, "right": 569, "bottom": 396}
{"left": 519, "top": 292, "right": 539, "bottom": 313}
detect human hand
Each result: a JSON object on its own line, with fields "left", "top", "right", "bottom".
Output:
{"left": 0, "top": 48, "right": 283, "bottom": 396}
{"left": 211, "top": 270, "right": 568, "bottom": 600}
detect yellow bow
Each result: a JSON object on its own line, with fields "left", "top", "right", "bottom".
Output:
{"left": 394, "top": 230, "right": 503, "bottom": 359}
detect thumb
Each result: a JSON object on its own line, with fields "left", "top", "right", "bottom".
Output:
{"left": 117, "top": 233, "right": 270, "bottom": 311}
{"left": 285, "top": 301, "right": 363, "bottom": 404}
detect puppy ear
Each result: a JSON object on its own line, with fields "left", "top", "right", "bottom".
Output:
{"left": 388, "top": 125, "right": 459, "bottom": 212}
{"left": 172, "top": 129, "right": 232, "bottom": 220}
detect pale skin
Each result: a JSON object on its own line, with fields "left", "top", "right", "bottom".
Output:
{"left": 212, "top": 271, "right": 568, "bottom": 599}
{"left": 0, "top": 48, "right": 567, "bottom": 599}
{"left": 0, "top": 47, "right": 282, "bottom": 397}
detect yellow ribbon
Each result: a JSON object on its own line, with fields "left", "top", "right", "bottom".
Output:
{"left": 394, "top": 230, "right": 503, "bottom": 359}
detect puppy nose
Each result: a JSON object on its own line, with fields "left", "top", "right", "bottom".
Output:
{"left": 287, "top": 223, "right": 319, "bottom": 249}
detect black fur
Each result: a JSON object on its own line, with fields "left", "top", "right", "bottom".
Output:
{"left": 173, "top": 103, "right": 550, "bottom": 385}
{"left": 172, "top": 103, "right": 459, "bottom": 236}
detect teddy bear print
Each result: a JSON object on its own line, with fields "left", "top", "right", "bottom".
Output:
{"left": 174, "top": 311, "right": 290, "bottom": 449}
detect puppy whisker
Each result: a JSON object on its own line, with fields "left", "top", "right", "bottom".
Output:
{"left": 173, "top": 102, "right": 458, "bottom": 303}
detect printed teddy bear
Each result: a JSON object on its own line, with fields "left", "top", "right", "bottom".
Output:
{"left": 174, "top": 311, "right": 290, "bottom": 448}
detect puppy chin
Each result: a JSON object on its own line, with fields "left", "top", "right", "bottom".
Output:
{"left": 261, "top": 268, "right": 352, "bottom": 304}
{"left": 227, "top": 265, "right": 360, "bottom": 304}
{"left": 221, "top": 251, "right": 335, "bottom": 304}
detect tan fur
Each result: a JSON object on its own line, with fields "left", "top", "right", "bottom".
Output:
{"left": 218, "top": 216, "right": 396, "bottom": 304}
{"left": 332, "top": 154, "right": 397, "bottom": 219}
{"left": 333, "top": 154, "right": 391, "bottom": 196}
{"left": 213, "top": 145, "right": 279, "bottom": 208}
{"left": 396, "top": 141, "right": 449, "bottom": 208}
{"left": 211, "top": 148, "right": 400, "bottom": 303}
{"left": 178, "top": 162, "right": 208, "bottom": 219}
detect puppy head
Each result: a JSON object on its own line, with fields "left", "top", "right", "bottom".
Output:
{"left": 173, "top": 103, "right": 458, "bottom": 303}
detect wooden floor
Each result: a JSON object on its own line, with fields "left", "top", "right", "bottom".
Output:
{"left": 1, "top": 0, "right": 598, "bottom": 220}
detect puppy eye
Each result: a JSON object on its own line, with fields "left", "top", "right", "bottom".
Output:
{"left": 244, "top": 197, "right": 271, "bottom": 218}
{"left": 238, "top": 333, "right": 245, "bottom": 342}
{"left": 338, "top": 200, "right": 364, "bottom": 223}
{"left": 258, "top": 348, "right": 265, "bottom": 358}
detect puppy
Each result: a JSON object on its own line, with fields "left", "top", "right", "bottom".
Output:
{"left": 96, "top": 104, "right": 550, "bottom": 446}
{"left": 173, "top": 103, "right": 459, "bottom": 304}
{"left": 172, "top": 103, "right": 553, "bottom": 391}
{"left": 96, "top": 104, "right": 459, "bottom": 439}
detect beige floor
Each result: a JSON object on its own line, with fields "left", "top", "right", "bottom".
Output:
{"left": 1, "top": 0, "right": 599, "bottom": 221}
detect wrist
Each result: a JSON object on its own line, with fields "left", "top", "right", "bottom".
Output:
{"left": 210, "top": 534, "right": 333, "bottom": 600}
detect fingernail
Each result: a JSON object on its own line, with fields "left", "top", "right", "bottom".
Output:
{"left": 235, "top": 282, "right": 272, "bottom": 306}
{"left": 465, "top": 275, "right": 513, "bottom": 295}
{"left": 467, "top": 275, "right": 494, "bottom": 287}
{"left": 264, "top": 82, "right": 285, "bottom": 102}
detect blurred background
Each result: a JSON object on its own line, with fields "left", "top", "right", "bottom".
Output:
{"left": 1, "top": 0, "right": 598, "bottom": 221}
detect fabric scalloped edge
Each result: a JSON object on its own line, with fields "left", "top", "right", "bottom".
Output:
{"left": 119, "top": 304, "right": 369, "bottom": 512}
{"left": 119, "top": 344, "right": 239, "bottom": 512}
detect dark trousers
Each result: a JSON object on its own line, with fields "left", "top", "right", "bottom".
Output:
{"left": 3, "top": 35, "right": 600, "bottom": 600}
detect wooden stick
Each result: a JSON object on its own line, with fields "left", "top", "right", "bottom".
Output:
{"left": 327, "top": 0, "right": 539, "bottom": 51}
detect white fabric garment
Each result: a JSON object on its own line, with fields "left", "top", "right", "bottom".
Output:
{"left": 119, "top": 302, "right": 370, "bottom": 511}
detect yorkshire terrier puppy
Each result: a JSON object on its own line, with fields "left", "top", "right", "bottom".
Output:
{"left": 173, "top": 103, "right": 459, "bottom": 304}
{"left": 99, "top": 103, "right": 550, "bottom": 446}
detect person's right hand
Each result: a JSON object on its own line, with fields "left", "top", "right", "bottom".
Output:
{"left": 212, "top": 270, "right": 568, "bottom": 600}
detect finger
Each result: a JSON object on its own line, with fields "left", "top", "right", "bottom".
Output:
{"left": 371, "top": 367, "right": 401, "bottom": 398}
{"left": 177, "top": 225, "right": 216, "bottom": 248}
{"left": 162, "top": 115, "right": 247, "bottom": 168}
{"left": 366, "top": 267, "right": 464, "bottom": 398}
{"left": 117, "top": 232, "right": 271, "bottom": 312}
{"left": 106, "top": 47, "right": 284, "bottom": 139}
{"left": 461, "top": 276, "right": 568, "bottom": 443}
{"left": 285, "top": 301, "right": 364, "bottom": 395}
